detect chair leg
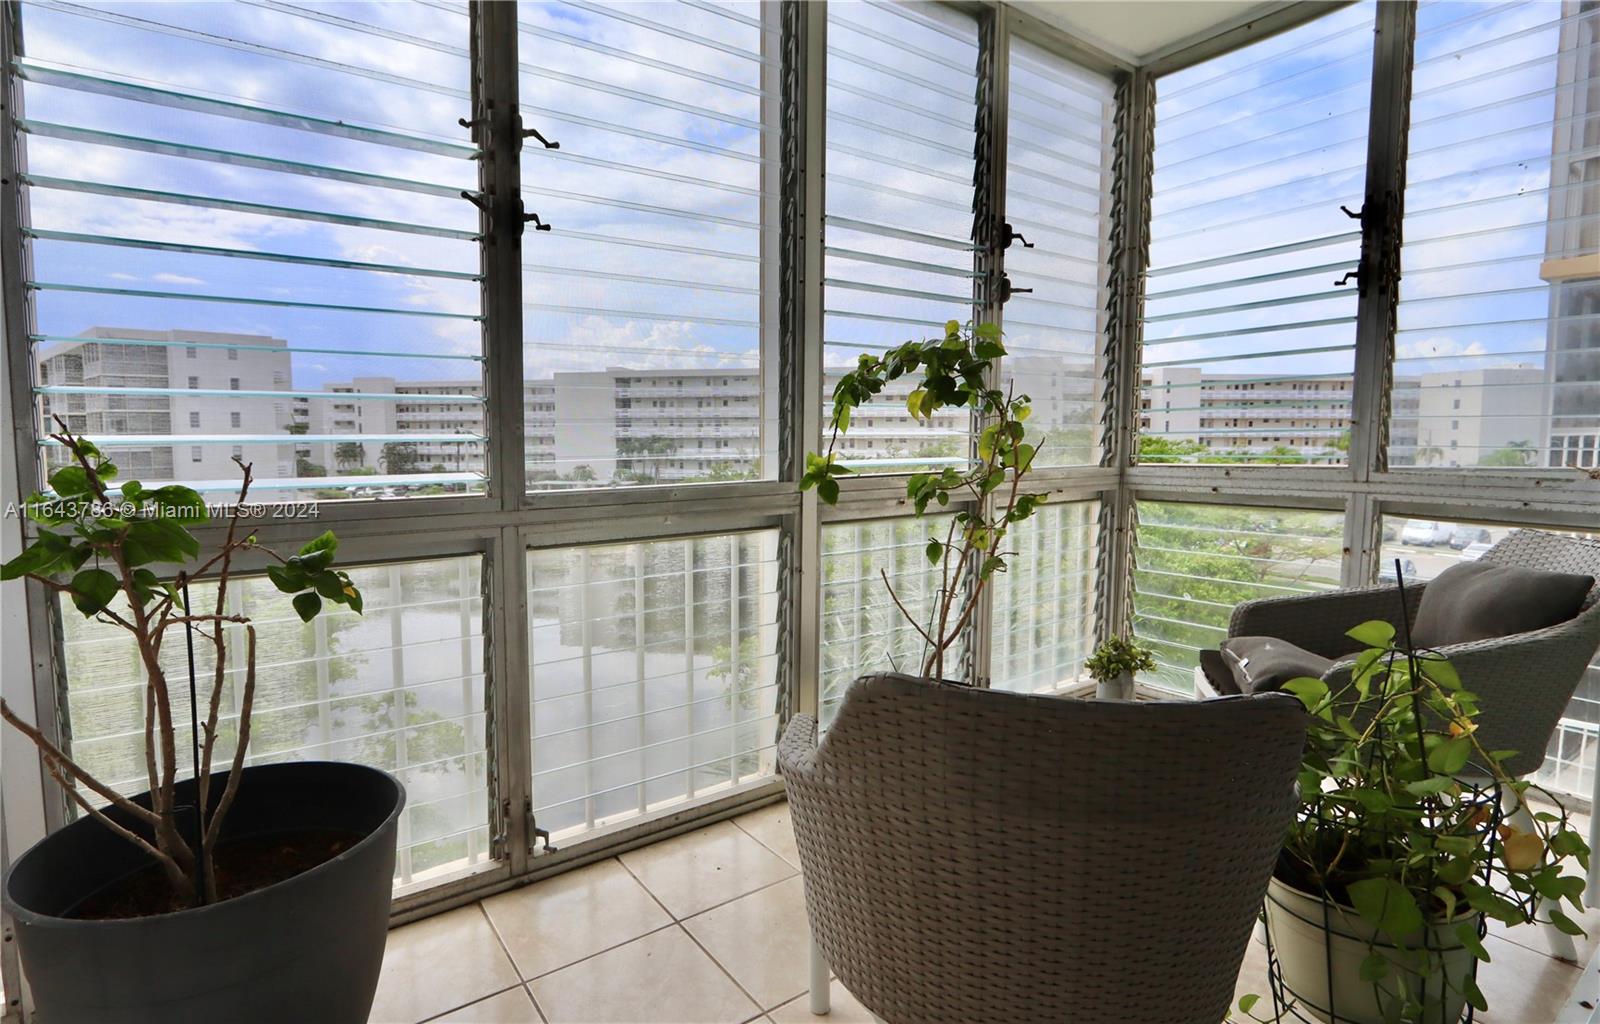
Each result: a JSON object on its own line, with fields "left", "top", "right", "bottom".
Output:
{"left": 810, "top": 931, "right": 831, "bottom": 1015}
{"left": 1506, "top": 790, "right": 1580, "bottom": 962}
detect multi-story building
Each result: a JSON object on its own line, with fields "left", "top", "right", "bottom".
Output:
{"left": 36, "top": 328, "right": 295, "bottom": 483}
{"left": 1542, "top": 0, "right": 1600, "bottom": 470}
{"left": 1139, "top": 367, "right": 1355, "bottom": 461}
{"left": 1414, "top": 367, "right": 1548, "bottom": 468}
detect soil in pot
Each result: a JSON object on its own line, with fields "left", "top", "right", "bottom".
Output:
{"left": 69, "top": 827, "right": 363, "bottom": 920}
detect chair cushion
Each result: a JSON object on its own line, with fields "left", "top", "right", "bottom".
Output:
{"left": 1220, "top": 636, "right": 1334, "bottom": 695}
{"left": 1198, "top": 648, "right": 1239, "bottom": 695}
{"left": 1411, "top": 561, "right": 1595, "bottom": 649}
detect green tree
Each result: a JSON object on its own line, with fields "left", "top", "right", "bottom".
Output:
{"left": 617, "top": 435, "right": 677, "bottom": 483}
{"left": 1131, "top": 503, "right": 1341, "bottom": 689}
{"left": 334, "top": 441, "right": 367, "bottom": 471}
{"left": 1480, "top": 441, "right": 1535, "bottom": 468}
{"left": 1137, "top": 435, "right": 1206, "bottom": 463}
{"left": 379, "top": 442, "right": 421, "bottom": 475}
{"left": 568, "top": 463, "right": 597, "bottom": 482}
{"left": 295, "top": 457, "right": 326, "bottom": 478}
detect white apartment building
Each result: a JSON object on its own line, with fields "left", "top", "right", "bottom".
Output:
{"left": 1414, "top": 366, "right": 1548, "bottom": 468}
{"left": 36, "top": 328, "right": 295, "bottom": 485}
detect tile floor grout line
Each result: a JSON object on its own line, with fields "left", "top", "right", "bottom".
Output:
{"left": 410, "top": 979, "right": 528, "bottom": 1024}
{"left": 472, "top": 900, "right": 552, "bottom": 1024}
{"left": 729, "top": 813, "right": 801, "bottom": 871}
{"left": 615, "top": 855, "right": 770, "bottom": 1022}
{"left": 676, "top": 919, "right": 779, "bottom": 1021}
{"left": 523, "top": 921, "right": 681, "bottom": 983}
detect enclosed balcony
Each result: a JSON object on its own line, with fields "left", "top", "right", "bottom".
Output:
{"left": 1, "top": 1, "right": 1598, "bottom": 1023}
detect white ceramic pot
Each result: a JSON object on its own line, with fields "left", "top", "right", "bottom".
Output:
{"left": 1264, "top": 876, "right": 1478, "bottom": 1024}
{"left": 1094, "top": 671, "right": 1135, "bottom": 701}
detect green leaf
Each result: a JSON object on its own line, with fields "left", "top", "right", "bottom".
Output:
{"left": 124, "top": 519, "right": 199, "bottom": 565}
{"left": 1456, "top": 922, "right": 1490, "bottom": 962}
{"left": 142, "top": 485, "right": 208, "bottom": 525}
{"left": 974, "top": 339, "right": 1005, "bottom": 360}
{"left": 817, "top": 478, "right": 839, "bottom": 505}
{"left": 1347, "top": 877, "right": 1424, "bottom": 938}
{"left": 267, "top": 564, "right": 308, "bottom": 594}
{"left": 69, "top": 567, "right": 119, "bottom": 616}
{"left": 47, "top": 465, "right": 91, "bottom": 498}
{"left": 1427, "top": 736, "right": 1472, "bottom": 775}
{"left": 1346, "top": 619, "right": 1396, "bottom": 648}
{"left": 944, "top": 319, "right": 960, "bottom": 336}
{"left": 312, "top": 571, "right": 348, "bottom": 601}
{"left": 0, "top": 532, "right": 73, "bottom": 580}
{"left": 1405, "top": 775, "right": 1457, "bottom": 797}
{"left": 299, "top": 531, "right": 338, "bottom": 557}
{"left": 925, "top": 539, "right": 942, "bottom": 565}
{"left": 1237, "top": 994, "right": 1259, "bottom": 1015}
{"left": 1281, "top": 676, "right": 1329, "bottom": 713}
{"left": 1359, "top": 952, "right": 1390, "bottom": 982}
{"left": 292, "top": 590, "right": 322, "bottom": 622}
{"left": 120, "top": 480, "right": 143, "bottom": 501}
{"left": 1463, "top": 978, "right": 1487, "bottom": 1013}
{"left": 1549, "top": 909, "right": 1585, "bottom": 936}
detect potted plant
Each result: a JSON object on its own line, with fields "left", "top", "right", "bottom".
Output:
{"left": 1262, "top": 618, "right": 1588, "bottom": 1024}
{"left": 801, "top": 320, "right": 1048, "bottom": 680}
{"left": 1085, "top": 636, "right": 1154, "bottom": 700}
{"left": 1, "top": 423, "right": 404, "bottom": 1024}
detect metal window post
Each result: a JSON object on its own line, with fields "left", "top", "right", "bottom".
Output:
{"left": 1100, "top": 68, "right": 1154, "bottom": 643}
{"left": 470, "top": 0, "right": 533, "bottom": 875}
{"left": 1345, "top": 0, "right": 1417, "bottom": 586}
{"left": 782, "top": 0, "right": 826, "bottom": 723}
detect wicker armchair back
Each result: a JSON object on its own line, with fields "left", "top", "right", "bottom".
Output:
{"left": 779, "top": 674, "right": 1307, "bottom": 1024}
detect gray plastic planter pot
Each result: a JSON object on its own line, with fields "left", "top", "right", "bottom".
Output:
{"left": 4, "top": 761, "right": 405, "bottom": 1024}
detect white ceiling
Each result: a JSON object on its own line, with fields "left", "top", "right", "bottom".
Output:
{"left": 1017, "top": 0, "right": 1280, "bottom": 63}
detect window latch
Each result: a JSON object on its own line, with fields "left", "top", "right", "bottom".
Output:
{"left": 1333, "top": 270, "right": 1359, "bottom": 287}
{"left": 1001, "top": 222, "right": 1033, "bottom": 249}
{"left": 526, "top": 796, "right": 556, "bottom": 855}
{"left": 1340, "top": 204, "right": 1362, "bottom": 220}
{"left": 524, "top": 211, "right": 553, "bottom": 232}
{"left": 999, "top": 275, "right": 1032, "bottom": 303}
{"left": 522, "top": 125, "right": 560, "bottom": 150}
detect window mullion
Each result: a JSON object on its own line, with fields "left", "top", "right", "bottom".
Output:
{"left": 1346, "top": 0, "right": 1417, "bottom": 582}
{"left": 470, "top": 0, "right": 531, "bottom": 874}
{"left": 966, "top": 4, "right": 1007, "bottom": 686}
{"left": 474, "top": 0, "right": 526, "bottom": 515}
{"left": 1348, "top": 1, "right": 1418, "bottom": 486}
{"left": 1100, "top": 68, "right": 1154, "bottom": 646}
{"left": 785, "top": 0, "right": 826, "bottom": 721}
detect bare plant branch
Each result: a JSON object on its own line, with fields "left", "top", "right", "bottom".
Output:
{"left": 0, "top": 698, "right": 160, "bottom": 824}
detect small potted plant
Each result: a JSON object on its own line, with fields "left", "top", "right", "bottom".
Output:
{"left": 801, "top": 320, "right": 1048, "bottom": 681}
{"left": 1085, "top": 635, "right": 1154, "bottom": 700}
{"left": 1, "top": 422, "right": 403, "bottom": 1024}
{"left": 1264, "top": 618, "right": 1588, "bottom": 1023}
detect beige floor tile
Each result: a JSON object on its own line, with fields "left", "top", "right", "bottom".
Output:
{"left": 484, "top": 858, "right": 673, "bottom": 979}
{"left": 370, "top": 905, "right": 521, "bottom": 1024}
{"left": 431, "top": 986, "right": 543, "bottom": 1023}
{"left": 770, "top": 979, "right": 879, "bottom": 1023}
{"left": 1475, "top": 933, "right": 1582, "bottom": 1022}
{"left": 732, "top": 801, "right": 801, "bottom": 870}
{"left": 685, "top": 876, "right": 810, "bottom": 1009}
{"left": 619, "top": 820, "right": 796, "bottom": 919}
{"left": 529, "top": 926, "right": 760, "bottom": 1024}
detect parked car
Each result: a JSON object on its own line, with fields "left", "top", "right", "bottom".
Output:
{"left": 1461, "top": 541, "right": 1493, "bottom": 561}
{"left": 1449, "top": 526, "right": 1491, "bottom": 550}
{"left": 1399, "top": 520, "right": 1453, "bottom": 547}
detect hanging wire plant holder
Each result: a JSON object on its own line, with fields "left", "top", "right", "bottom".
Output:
{"left": 1260, "top": 778, "right": 1521, "bottom": 1024}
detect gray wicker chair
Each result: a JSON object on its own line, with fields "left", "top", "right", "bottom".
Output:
{"left": 1228, "top": 528, "right": 1600, "bottom": 960}
{"left": 778, "top": 673, "right": 1307, "bottom": 1024}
